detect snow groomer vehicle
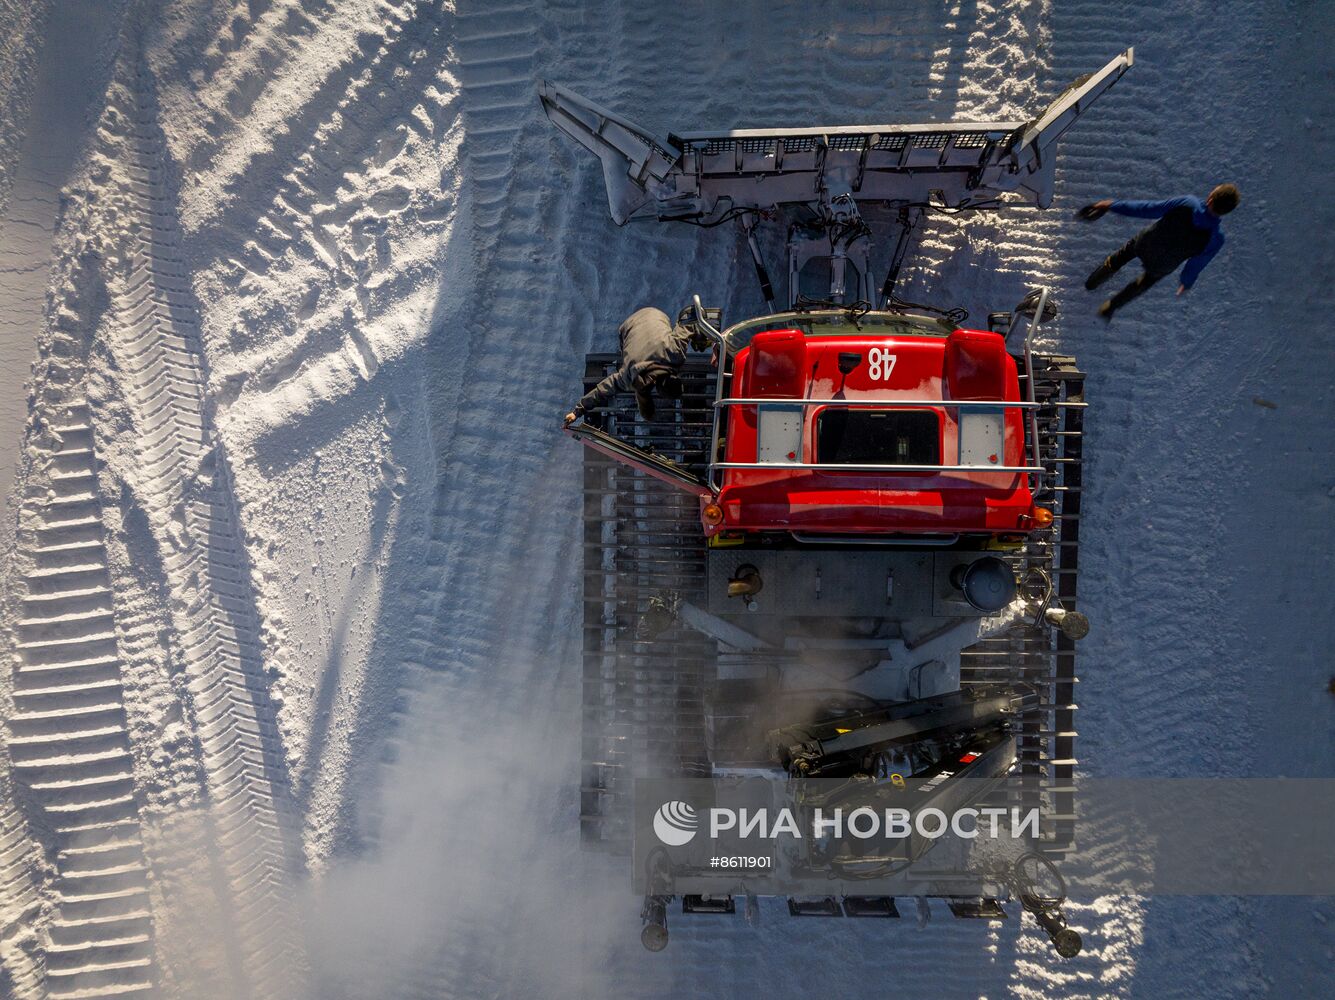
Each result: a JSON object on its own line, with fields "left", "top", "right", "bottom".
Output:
{"left": 541, "top": 48, "right": 1132, "bottom": 957}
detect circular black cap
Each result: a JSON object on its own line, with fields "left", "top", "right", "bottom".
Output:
{"left": 641, "top": 923, "right": 669, "bottom": 952}
{"left": 1053, "top": 928, "right": 1083, "bottom": 958}
{"left": 1059, "top": 610, "right": 1091, "bottom": 640}
{"left": 954, "top": 557, "right": 1017, "bottom": 612}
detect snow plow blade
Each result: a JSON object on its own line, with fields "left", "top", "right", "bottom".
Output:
{"left": 538, "top": 82, "right": 682, "bottom": 224}
{"left": 539, "top": 49, "right": 1131, "bottom": 222}
{"left": 1009, "top": 47, "right": 1135, "bottom": 204}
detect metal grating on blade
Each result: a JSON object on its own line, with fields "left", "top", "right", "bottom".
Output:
{"left": 953, "top": 132, "right": 990, "bottom": 149}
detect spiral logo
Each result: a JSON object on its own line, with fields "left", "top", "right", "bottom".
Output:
{"left": 652, "top": 800, "right": 698, "bottom": 846}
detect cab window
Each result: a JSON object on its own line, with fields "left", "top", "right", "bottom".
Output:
{"left": 816, "top": 409, "right": 940, "bottom": 465}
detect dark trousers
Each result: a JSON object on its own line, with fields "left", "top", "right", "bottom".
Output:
{"left": 1085, "top": 235, "right": 1177, "bottom": 311}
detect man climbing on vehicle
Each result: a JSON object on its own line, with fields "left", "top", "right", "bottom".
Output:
{"left": 563, "top": 306, "right": 711, "bottom": 427}
{"left": 1079, "top": 183, "right": 1238, "bottom": 319}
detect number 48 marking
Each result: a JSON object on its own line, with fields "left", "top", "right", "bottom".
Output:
{"left": 868, "top": 347, "right": 897, "bottom": 381}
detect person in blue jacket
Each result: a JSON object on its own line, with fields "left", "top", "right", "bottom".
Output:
{"left": 1080, "top": 184, "right": 1239, "bottom": 319}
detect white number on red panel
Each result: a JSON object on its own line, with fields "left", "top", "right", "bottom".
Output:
{"left": 868, "top": 348, "right": 897, "bottom": 381}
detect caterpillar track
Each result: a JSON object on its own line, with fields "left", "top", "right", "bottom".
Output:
{"left": 578, "top": 358, "right": 718, "bottom": 853}
{"left": 960, "top": 356, "right": 1086, "bottom": 855}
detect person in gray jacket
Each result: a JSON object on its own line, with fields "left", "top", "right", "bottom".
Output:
{"left": 563, "top": 306, "right": 707, "bottom": 426}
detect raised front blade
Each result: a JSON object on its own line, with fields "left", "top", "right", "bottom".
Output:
{"left": 537, "top": 82, "right": 683, "bottom": 224}
{"left": 1006, "top": 48, "right": 1135, "bottom": 206}
{"left": 541, "top": 51, "right": 1131, "bottom": 222}
{"left": 565, "top": 424, "right": 713, "bottom": 498}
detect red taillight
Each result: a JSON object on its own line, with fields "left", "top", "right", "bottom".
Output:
{"left": 744, "top": 329, "right": 806, "bottom": 398}
{"left": 946, "top": 328, "right": 1007, "bottom": 400}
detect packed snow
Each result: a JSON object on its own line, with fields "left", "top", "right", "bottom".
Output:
{"left": 0, "top": 1, "right": 1330, "bottom": 998}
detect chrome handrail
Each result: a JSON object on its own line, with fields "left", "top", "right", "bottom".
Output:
{"left": 713, "top": 398, "right": 1039, "bottom": 409}
{"left": 1019, "top": 286, "right": 1048, "bottom": 493}
{"left": 694, "top": 294, "right": 730, "bottom": 494}
{"left": 695, "top": 289, "right": 1055, "bottom": 492}
{"left": 713, "top": 461, "right": 1041, "bottom": 473}
{"left": 691, "top": 294, "right": 723, "bottom": 343}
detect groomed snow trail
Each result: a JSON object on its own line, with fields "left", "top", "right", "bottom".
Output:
{"left": 0, "top": 137, "right": 163, "bottom": 995}
{"left": 0, "top": 0, "right": 49, "bottom": 515}
{"left": 3, "top": 10, "right": 311, "bottom": 996}
{"left": 8, "top": 401, "right": 157, "bottom": 1000}
{"left": 0, "top": 1, "right": 1330, "bottom": 999}
{"left": 95, "top": 49, "right": 308, "bottom": 999}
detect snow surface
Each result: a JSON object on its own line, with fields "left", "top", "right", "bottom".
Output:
{"left": 0, "top": 1, "right": 1331, "bottom": 998}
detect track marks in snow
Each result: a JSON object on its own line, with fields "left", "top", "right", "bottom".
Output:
{"left": 176, "top": 0, "right": 459, "bottom": 441}
{"left": 92, "top": 53, "right": 308, "bottom": 1000}
{"left": 411, "top": 0, "right": 551, "bottom": 670}
{"left": 0, "top": 782, "right": 48, "bottom": 998}
{"left": 1031, "top": 3, "right": 1281, "bottom": 995}
{"left": 309, "top": 3, "right": 602, "bottom": 991}
{"left": 175, "top": 0, "right": 418, "bottom": 231}
{"left": 150, "top": 1, "right": 461, "bottom": 865}
{"left": 5, "top": 403, "right": 160, "bottom": 1000}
